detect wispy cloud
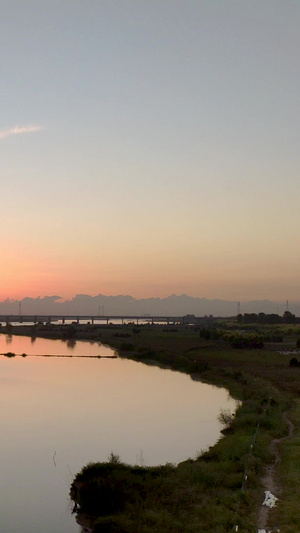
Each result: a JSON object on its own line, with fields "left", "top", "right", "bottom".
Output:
{"left": 0, "top": 124, "right": 44, "bottom": 140}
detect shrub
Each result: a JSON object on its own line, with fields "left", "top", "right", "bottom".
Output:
{"left": 62, "top": 325, "right": 77, "bottom": 339}
{"left": 94, "top": 516, "right": 130, "bottom": 533}
{"left": 231, "top": 334, "right": 264, "bottom": 349}
{"left": 218, "top": 409, "right": 235, "bottom": 430}
{"left": 263, "top": 334, "right": 283, "bottom": 342}
{"left": 120, "top": 342, "right": 135, "bottom": 352}
{"left": 199, "top": 328, "right": 211, "bottom": 340}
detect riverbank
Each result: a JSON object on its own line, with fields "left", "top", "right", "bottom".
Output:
{"left": 3, "top": 321, "right": 300, "bottom": 531}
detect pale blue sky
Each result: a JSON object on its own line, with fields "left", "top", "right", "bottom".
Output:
{"left": 1, "top": 1, "right": 300, "bottom": 301}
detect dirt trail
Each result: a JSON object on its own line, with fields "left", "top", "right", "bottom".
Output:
{"left": 257, "top": 411, "right": 295, "bottom": 531}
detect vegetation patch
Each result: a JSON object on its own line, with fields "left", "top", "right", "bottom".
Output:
{"left": 4, "top": 317, "right": 300, "bottom": 530}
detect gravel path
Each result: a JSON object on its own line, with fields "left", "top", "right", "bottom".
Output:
{"left": 257, "top": 411, "right": 295, "bottom": 531}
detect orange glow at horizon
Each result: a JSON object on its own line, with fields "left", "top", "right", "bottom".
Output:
{"left": 1, "top": 267, "right": 299, "bottom": 303}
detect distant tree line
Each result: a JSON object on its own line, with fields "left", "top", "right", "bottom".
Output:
{"left": 237, "top": 311, "right": 299, "bottom": 324}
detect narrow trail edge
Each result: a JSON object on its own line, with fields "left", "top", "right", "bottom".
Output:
{"left": 257, "top": 410, "right": 295, "bottom": 530}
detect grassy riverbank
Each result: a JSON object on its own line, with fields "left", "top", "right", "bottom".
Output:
{"left": 3, "top": 321, "right": 300, "bottom": 531}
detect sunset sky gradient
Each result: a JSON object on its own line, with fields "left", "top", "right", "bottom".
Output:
{"left": 2, "top": 1, "right": 300, "bottom": 302}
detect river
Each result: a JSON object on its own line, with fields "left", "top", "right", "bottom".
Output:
{"left": 0, "top": 333, "right": 236, "bottom": 533}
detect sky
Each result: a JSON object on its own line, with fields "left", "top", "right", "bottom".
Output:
{"left": 1, "top": 0, "right": 300, "bottom": 302}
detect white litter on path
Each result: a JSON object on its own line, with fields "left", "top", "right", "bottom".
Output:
{"left": 262, "top": 490, "right": 278, "bottom": 508}
{"left": 257, "top": 492, "right": 280, "bottom": 532}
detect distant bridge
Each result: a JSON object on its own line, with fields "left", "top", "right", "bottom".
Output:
{"left": 0, "top": 315, "right": 206, "bottom": 326}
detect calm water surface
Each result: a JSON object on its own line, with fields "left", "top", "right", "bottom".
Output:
{"left": 0, "top": 334, "right": 236, "bottom": 533}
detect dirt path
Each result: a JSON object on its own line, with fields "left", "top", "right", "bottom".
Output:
{"left": 257, "top": 411, "right": 295, "bottom": 531}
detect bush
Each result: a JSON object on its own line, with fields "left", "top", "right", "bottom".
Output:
{"left": 218, "top": 409, "right": 235, "bottom": 430}
{"left": 136, "top": 348, "right": 156, "bottom": 359}
{"left": 230, "top": 334, "right": 264, "bottom": 349}
{"left": 199, "top": 327, "right": 221, "bottom": 340}
{"left": 94, "top": 516, "right": 130, "bottom": 533}
{"left": 120, "top": 342, "right": 135, "bottom": 352}
{"left": 62, "top": 325, "right": 77, "bottom": 339}
{"left": 72, "top": 461, "right": 175, "bottom": 517}
{"left": 263, "top": 334, "right": 283, "bottom": 342}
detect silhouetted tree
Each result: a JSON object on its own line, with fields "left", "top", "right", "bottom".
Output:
{"left": 283, "top": 311, "right": 296, "bottom": 324}
{"left": 62, "top": 325, "right": 77, "bottom": 339}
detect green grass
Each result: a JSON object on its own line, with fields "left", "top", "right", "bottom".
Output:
{"left": 269, "top": 398, "right": 300, "bottom": 532}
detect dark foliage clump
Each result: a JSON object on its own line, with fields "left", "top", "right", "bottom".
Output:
{"left": 230, "top": 334, "right": 264, "bottom": 349}
{"left": 72, "top": 461, "right": 175, "bottom": 517}
{"left": 120, "top": 342, "right": 135, "bottom": 351}
{"left": 199, "top": 327, "right": 220, "bottom": 340}
{"left": 62, "top": 325, "right": 77, "bottom": 339}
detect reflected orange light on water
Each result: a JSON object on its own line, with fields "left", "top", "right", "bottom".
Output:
{"left": 0, "top": 334, "right": 236, "bottom": 465}
{"left": 0, "top": 335, "right": 114, "bottom": 356}
{"left": 0, "top": 334, "right": 237, "bottom": 533}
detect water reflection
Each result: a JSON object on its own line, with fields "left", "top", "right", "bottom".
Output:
{"left": 67, "top": 338, "right": 76, "bottom": 349}
{"left": 0, "top": 334, "right": 237, "bottom": 533}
